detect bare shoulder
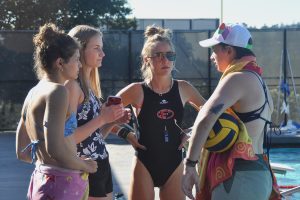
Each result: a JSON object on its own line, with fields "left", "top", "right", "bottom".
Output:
{"left": 177, "top": 79, "right": 194, "bottom": 89}
{"left": 117, "top": 82, "right": 144, "bottom": 107}
{"left": 65, "top": 79, "right": 80, "bottom": 89}
{"left": 218, "top": 72, "right": 250, "bottom": 89}
{"left": 117, "top": 82, "right": 143, "bottom": 96}
{"left": 216, "top": 71, "right": 269, "bottom": 110}
{"left": 177, "top": 79, "right": 205, "bottom": 107}
{"left": 23, "top": 87, "right": 35, "bottom": 103}
{"left": 47, "top": 84, "right": 68, "bottom": 103}
{"left": 177, "top": 79, "right": 202, "bottom": 96}
{"left": 127, "top": 82, "right": 143, "bottom": 90}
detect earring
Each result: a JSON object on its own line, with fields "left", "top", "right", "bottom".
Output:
{"left": 60, "top": 67, "right": 64, "bottom": 72}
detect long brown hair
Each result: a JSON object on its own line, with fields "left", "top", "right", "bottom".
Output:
{"left": 33, "top": 23, "right": 79, "bottom": 80}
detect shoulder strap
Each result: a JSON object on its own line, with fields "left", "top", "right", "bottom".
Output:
{"left": 243, "top": 70, "right": 270, "bottom": 111}
{"left": 243, "top": 70, "right": 275, "bottom": 158}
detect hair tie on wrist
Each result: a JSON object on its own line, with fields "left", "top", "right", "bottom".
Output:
{"left": 184, "top": 158, "right": 198, "bottom": 167}
{"left": 117, "top": 127, "right": 131, "bottom": 139}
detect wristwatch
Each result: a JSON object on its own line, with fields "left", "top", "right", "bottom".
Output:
{"left": 184, "top": 158, "right": 198, "bottom": 167}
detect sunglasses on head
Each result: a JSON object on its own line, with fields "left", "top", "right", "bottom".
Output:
{"left": 150, "top": 51, "right": 176, "bottom": 62}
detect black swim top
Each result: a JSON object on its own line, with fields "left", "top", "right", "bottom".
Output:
{"left": 136, "top": 80, "right": 184, "bottom": 186}
{"left": 234, "top": 70, "right": 270, "bottom": 123}
{"left": 137, "top": 80, "right": 184, "bottom": 146}
{"left": 234, "top": 71, "right": 277, "bottom": 158}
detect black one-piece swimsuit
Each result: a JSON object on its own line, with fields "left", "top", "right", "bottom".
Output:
{"left": 136, "top": 80, "right": 184, "bottom": 187}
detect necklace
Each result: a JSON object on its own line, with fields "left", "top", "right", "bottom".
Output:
{"left": 149, "top": 78, "right": 173, "bottom": 96}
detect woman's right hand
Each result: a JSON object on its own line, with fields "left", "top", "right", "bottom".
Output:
{"left": 114, "top": 108, "right": 132, "bottom": 125}
{"left": 100, "top": 103, "right": 125, "bottom": 124}
{"left": 83, "top": 158, "right": 98, "bottom": 173}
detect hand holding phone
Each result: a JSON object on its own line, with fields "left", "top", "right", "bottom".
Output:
{"left": 106, "top": 96, "right": 122, "bottom": 106}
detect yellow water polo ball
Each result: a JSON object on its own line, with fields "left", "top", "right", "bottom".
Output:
{"left": 204, "top": 111, "right": 239, "bottom": 152}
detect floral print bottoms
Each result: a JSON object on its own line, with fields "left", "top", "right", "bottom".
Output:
{"left": 27, "top": 163, "right": 89, "bottom": 200}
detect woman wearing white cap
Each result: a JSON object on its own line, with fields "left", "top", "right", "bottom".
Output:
{"left": 182, "top": 23, "right": 276, "bottom": 200}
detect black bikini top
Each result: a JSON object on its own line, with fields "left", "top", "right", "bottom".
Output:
{"left": 234, "top": 70, "right": 270, "bottom": 123}
{"left": 234, "top": 70, "right": 276, "bottom": 160}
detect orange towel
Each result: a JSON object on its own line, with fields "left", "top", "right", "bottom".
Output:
{"left": 197, "top": 108, "right": 257, "bottom": 200}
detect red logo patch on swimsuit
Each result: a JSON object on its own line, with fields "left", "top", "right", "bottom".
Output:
{"left": 157, "top": 109, "right": 174, "bottom": 119}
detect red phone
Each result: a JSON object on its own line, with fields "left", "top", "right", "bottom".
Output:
{"left": 106, "top": 96, "right": 122, "bottom": 106}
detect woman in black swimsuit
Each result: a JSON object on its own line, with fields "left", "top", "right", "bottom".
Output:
{"left": 116, "top": 25, "right": 205, "bottom": 200}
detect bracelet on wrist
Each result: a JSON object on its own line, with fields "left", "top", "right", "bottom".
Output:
{"left": 184, "top": 158, "right": 198, "bottom": 167}
{"left": 117, "top": 127, "right": 131, "bottom": 139}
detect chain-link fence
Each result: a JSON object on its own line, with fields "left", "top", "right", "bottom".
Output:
{"left": 1, "top": 29, "right": 300, "bottom": 130}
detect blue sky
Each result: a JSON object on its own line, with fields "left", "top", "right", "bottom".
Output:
{"left": 126, "top": 0, "right": 300, "bottom": 28}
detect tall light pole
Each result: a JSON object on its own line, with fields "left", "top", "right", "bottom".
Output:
{"left": 220, "top": 0, "right": 223, "bottom": 24}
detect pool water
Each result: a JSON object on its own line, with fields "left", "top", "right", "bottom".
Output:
{"left": 269, "top": 148, "right": 300, "bottom": 200}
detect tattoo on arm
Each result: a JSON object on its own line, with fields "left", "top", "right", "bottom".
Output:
{"left": 210, "top": 104, "right": 224, "bottom": 115}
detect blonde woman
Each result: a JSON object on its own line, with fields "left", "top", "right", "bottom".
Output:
{"left": 116, "top": 25, "right": 205, "bottom": 200}
{"left": 66, "top": 25, "right": 128, "bottom": 200}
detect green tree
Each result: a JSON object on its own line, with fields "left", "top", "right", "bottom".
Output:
{"left": 0, "top": 0, "right": 136, "bottom": 30}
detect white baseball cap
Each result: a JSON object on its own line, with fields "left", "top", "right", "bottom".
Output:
{"left": 199, "top": 23, "right": 253, "bottom": 49}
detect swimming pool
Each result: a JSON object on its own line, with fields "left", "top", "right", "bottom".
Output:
{"left": 269, "top": 148, "right": 300, "bottom": 200}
